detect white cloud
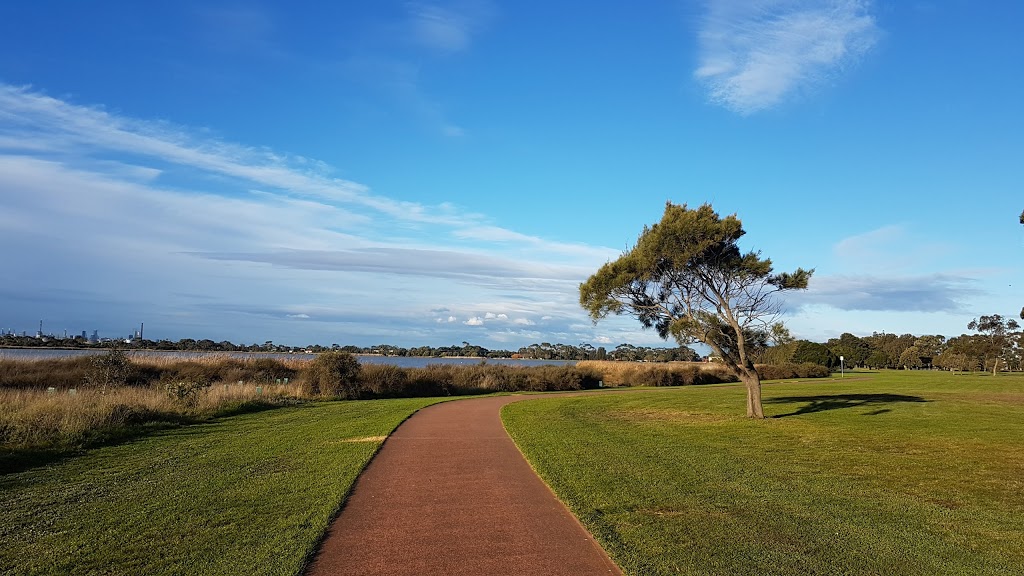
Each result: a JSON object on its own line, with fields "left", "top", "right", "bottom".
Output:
{"left": 694, "top": 0, "right": 878, "bottom": 114}
{"left": 594, "top": 336, "right": 613, "bottom": 344}
{"left": 0, "top": 84, "right": 635, "bottom": 348}
{"left": 789, "top": 273, "right": 981, "bottom": 312}
{"left": 407, "top": 1, "right": 493, "bottom": 53}
{"left": 514, "top": 318, "right": 535, "bottom": 326}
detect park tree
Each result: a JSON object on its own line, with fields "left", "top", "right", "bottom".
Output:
{"left": 864, "top": 349, "right": 890, "bottom": 369}
{"left": 579, "top": 202, "right": 812, "bottom": 418}
{"left": 827, "top": 333, "right": 870, "bottom": 367}
{"left": 791, "top": 340, "right": 838, "bottom": 368}
{"left": 898, "top": 346, "right": 924, "bottom": 370}
{"left": 968, "top": 315, "right": 1020, "bottom": 375}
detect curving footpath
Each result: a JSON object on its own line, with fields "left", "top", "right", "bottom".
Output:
{"left": 305, "top": 394, "right": 622, "bottom": 576}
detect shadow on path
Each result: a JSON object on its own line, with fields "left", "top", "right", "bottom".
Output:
{"left": 766, "top": 393, "right": 929, "bottom": 418}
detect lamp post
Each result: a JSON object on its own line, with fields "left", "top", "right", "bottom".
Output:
{"left": 840, "top": 355, "right": 844, "bottom": 378}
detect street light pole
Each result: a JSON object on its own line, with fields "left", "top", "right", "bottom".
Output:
{"left": 840, "top": 355, "right": 845, "bottom": 378}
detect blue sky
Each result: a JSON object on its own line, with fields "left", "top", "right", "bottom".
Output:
{"left": 1, "top": 1, "right": 1021, "bottom": 349}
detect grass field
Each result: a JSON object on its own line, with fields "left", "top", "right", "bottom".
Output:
{"left": 503, "top": 371, "right": 1024, "bottom": 576}
{"left": 0, "top": 398, "right": 440, "bottom": 576}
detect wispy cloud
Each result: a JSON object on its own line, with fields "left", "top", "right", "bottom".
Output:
{"left": 0, "top": 84, "right": 631, "bottom": 347}
{"left": 694, "top": 0, "right": 879, "bottom": 114}
{"left": 407, "top": 1, "right": 494, "bottom": 53}
{"left": 791, "top": 273, "right": 981, "bottom": 312}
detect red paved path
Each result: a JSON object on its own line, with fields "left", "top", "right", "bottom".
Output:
{"left": 305, "top": 395, "right": 622, "bottom": 576}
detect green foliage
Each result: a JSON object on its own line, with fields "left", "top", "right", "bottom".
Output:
{"left": 303, "top": 351, "right": 362, "bottom": 398}
{"left": 790, "top": 340, "right": 838, "bottom": 368}
{"left": 968, "top": 314, "right": 1020, "bottom": 374}
{"left": 578, "top": 202, "right": 812, "bottom": 417}
{"left": 755, "top": 362, "right": 831, "bottom": 380}
{"left": 826, "top": 333, "right": 869, "bottom": 367}
{"left": 864, "top": 349, "right": 890, "bottom": 369}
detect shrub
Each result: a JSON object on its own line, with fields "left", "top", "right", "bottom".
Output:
{"left": 755, "top": 362, "right": 832, "bottom": 380}
{"left": 86, "top": 349, "right": 132, "bottom": 391}
{"left": 359, "top": 364, "right": 409, "bottom": 397}
{"left": 165, "top": 380, "right": 209, "bottom": 409}
{"left": 303, "top": 352, "right": 361, "bottom": 398}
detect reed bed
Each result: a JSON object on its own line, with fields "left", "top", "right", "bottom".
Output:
{"left": 577, "top": 360, "right": 738, "bottom": 387}
{"left": 576, "top": 360, "right": 831, "bottom": 386}
{"left": 0, "top": 381, "right": 303, "bottom": 456}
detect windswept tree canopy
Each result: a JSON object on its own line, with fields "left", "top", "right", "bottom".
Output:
{"left": 579, "top": 202, "right": 813, "bottom": 418}
{"left": 580, "top": 203, "right": 811, "bottom": 369}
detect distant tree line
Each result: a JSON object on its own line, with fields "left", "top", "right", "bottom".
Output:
{"left": 4, "top": 314, "right": 1021, "bottom": 372}
{"left": 0, "top": 334, "right": 697, "bottom": 363}
{"left": 752, "top": 315, "right": 1023, "bottom": 373}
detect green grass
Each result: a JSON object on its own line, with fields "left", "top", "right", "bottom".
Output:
{"left": 0, "top": 398, "right": 440, "bottom": 576}
{"left": 502, "top": 371, "right": 1024, "bottom": 576}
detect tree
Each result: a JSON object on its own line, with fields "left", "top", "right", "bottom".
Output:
{"left": 864, "top": 349, "right": 890, "bottom": 369}
{"left": 579, "top": 203, "right": 812, "bottom": 418}
{"left": 826, "top": 333, "right": 869, "bottom": 367}
{"left": 968, "top": 315, "right": 1020, "bottom": 375}
{"left": 791, "top": 340, "right": 838, "bottom": 368}
{"left": 898, "top": 346, "right": 924, "bottom": 369}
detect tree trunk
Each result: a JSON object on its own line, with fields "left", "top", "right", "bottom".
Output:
{"left": 993, "top": 357, "right": 999, "bottom": 376}
{"left": 740, "top": 369, "right": 764, "bottom": 419}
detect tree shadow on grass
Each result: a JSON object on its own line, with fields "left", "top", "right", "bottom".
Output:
{"left": 766, "top": 394, "right": 929, "bottom": 418}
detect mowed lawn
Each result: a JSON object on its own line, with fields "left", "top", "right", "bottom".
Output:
{"left": 1, "top": 398, "right": 440, "bottom": 576}
{"left": 503, "top": 371, "right": 1024, "bottom": 576}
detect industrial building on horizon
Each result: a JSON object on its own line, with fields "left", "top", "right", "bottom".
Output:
{"left": 2, "top": 321, "right": 145, "bottom": 344}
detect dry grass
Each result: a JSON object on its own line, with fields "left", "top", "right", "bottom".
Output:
{"left": 0, "top": 381, "right": 304, "bottom": 454}
{"left": 577, "top": 360, "right": 737, "bottom": 387}
{"left": 0, "top": 354, "right": 308, "bottom": 390}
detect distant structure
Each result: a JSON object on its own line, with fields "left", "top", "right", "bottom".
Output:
{"left": 36, "top": 320, "right": 43, "bottom": 339}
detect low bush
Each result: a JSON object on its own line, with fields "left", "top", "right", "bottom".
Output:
{"left": 165, "top": 380, "right": 209, "bottom": 409}
{"left": 755, "top": 362, "right": 832, "bottom": 380}
{"left": 302, "top": 352, "right": 361, "bottom": 398}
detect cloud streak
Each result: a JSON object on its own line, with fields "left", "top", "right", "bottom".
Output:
{"left": 791, "top": 273, "right": 981, "bottom": 313}
{"left": 0, "top": 84, "right": 639, "bottom": 347}
{"left": 407, "top": 1, "right": 494, "bottom": 53}
{"left": 694, "top": 0, "right": 878, "bottom": 114}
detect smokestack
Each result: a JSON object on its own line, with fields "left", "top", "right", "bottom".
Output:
{"left": 140, "top": 322, "right": 144, "bottom": 341}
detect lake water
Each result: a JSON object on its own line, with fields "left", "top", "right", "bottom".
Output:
{"left": 0, "top": 348, "right": 576, "bottom": 368}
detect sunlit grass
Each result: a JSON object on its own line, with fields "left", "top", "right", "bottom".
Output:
{"left": 503, "top": 371, "right": 1024, "bottom": 575}
{"left": 0, "top": 398, "right": 440, "bottom": 575}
